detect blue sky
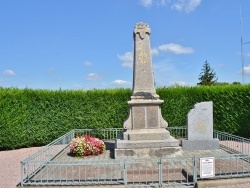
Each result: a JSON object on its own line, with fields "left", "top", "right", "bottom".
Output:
{"left": 1, "top": 0, "right": 250, "bottom": 90}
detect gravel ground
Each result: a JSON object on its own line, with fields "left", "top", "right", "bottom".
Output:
{"left": 208, "top": 185, "right": 250, "bottom": 188}
{"left": 0, "top": 147, "right": 250, "bottom": 188}
{"left": 0, "top": 147, "right": 42, "bottom": 188}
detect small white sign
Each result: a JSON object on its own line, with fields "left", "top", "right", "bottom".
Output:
{"left": 200, "top": 157, "right": 215, "bottom": 178}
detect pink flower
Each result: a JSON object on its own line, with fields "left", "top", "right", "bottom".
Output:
{"left": 69, "top": 135, "right": 106, "bottom": 157}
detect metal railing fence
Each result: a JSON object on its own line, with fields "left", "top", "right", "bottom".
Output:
{"left": 74, "top": 128, "right": 124, "bottom": 140}
{"left": 195, "top": 154, "right": 250, "bottom": 180}
{"left": 21, "top": 130, "right": 75, "bottom": 186}
{"left": 20, "top": 128, "right": 124, "bottom": 186}
{"left": 20, "top": 127, "right": 250, "bottom": 187}
{"left": 214, "top": 130, "right": 250, "bottom": 154}
{"left": 167, "top": 126, "right": 187, "bottom": 139}
{"left": 168, "top": 126, "right": 250, "bottom": 155}
{"left": 21, "top": 156, "right": 196, "bottom": 187}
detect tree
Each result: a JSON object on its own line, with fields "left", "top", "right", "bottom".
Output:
{"left": 198, "top": 60, "right": 218, "bottom": 86}
{"left": 232, "top": 82, "right": 241, "bottom": 85}
{"left": 214, "top": 82, "right": 229, "bottom": 86}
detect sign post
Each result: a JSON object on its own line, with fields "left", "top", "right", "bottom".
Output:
{"left": 200, "top": 157, "right": 215, "bottom": 178}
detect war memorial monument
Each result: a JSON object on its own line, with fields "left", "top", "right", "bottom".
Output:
{"left": 115, "top": 22, "right": 182, "bottom": 158}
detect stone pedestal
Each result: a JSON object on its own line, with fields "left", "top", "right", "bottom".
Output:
{"left": 115, "top": 98, "right": 182, "bottom": 158}
{"left": 115, "top": 22, "right": 182, "bottom": 158}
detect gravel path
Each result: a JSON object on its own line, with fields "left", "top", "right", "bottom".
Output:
{"left": 0, "top": 147, "right": 250, "bottom": 188}
{"left": 0, "top": 147, "right": 42, "bottom": 188}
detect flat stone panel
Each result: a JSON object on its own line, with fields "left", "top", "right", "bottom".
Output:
{"left": 116, "top": 136, "right": 178, "bottom": 149}
{"left": 182, "top": 139, "right": 219, "bottom": 151}
{"left": 187, "top": 101, "right": 213, "bottom": 140}
{"left": 123, "top": 129, "right": 170, "bottom": 141}
{"left": 115, "top": 146, "right": 182, "bottom": 158}
{"left": 132, "top": 106, "right": 145, "bottom": 129}
{"left": 146, "top": 106, "right": 158, "bottom": 128}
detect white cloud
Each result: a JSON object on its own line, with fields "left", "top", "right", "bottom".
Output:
{"left": 156, "top": 0, "right": 169, "bottom": 7}
{"left": 158, "top": 43, "right": 194, "bottom": 54}
{"left": 86, "top": 73, "right": 102, "bottom": 81}
{"left": 151, "top": 48, "right": 159, "bottom": 56}
{"left": 139, "top": 0, "right": 201, "bottom": 13}
{"left": 118, "top": 49, "right": 158, "bottom": 68}
{"left": 112, "top": 80, "right": 131, "bottom": 85}
{"left": 73, "top": 84, "right": 83, "bottom": 88}
{"left": 169, "top": 81, "right": 187, "bottom": 86}
{"left": 3, "top": 70, "right": 15, "bottom": 76}
{"left": 83, "top": 61, "right": 92, "bottom": 66}
{"left": 154, "top": 60, "right": 174, "bottom": 72}
{"left": 171, "top": 0, "right": 201, "bottom": 13}
{"left": 117, "top": 52, "right": 133, "bottom": 68}
{"left": 139, "top": 0, "right": 153, "bottom": 8}
{"left": 118, "top": 44, "right": 193, "bottom": 70}
{"left": 243, "top": 65, "right": 250, "bottom": 75}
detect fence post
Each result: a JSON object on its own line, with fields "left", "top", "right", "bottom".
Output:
{"left": 193, "top": 157, "right": 197, "bottom": 185}
{"left": 242, "top": 138, "right": 245, "bottom": 154}
{"left": 123, "top": 161, "right": 127, "bottom": 187}
{"left": 158, "top": 158, "right": 162, "bottom": 187}
{"left": 20, "top": 161, "right": 24, "bottom": 187}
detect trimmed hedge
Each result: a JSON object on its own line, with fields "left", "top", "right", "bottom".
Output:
{"left": 0, "top": 88, "right": 131, "bottom": 150}
{"left": 158, "top": 85, "right": 250, "bottom": 137}
{"left": 0, "top": 85, "right": 250, "bottom": 150}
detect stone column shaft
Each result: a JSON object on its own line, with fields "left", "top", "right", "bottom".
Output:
{"left": 132, "top": 22, "right": 156, "bottom": 96}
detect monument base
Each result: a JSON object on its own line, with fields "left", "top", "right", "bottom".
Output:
{"left": 115, "top": 136, "right": 182, "bottom": 158}
{"left": 115, "top": 146, "right": 182, "bottom": 158}
{"left": 123, "top": 128, "right": 170, "bottom": 140}
{"left": 181, "top": 139, "right": 219, "bottom": 151}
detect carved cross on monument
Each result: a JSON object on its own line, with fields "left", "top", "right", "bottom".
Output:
{"left": 115, "top": 22, "right": 182, "bottom": 158}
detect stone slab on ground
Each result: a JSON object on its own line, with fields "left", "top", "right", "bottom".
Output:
{"left": 182, "top": 139, "right": 220, "bottom": 151}
{"left": 123, "top": 128, "right": 170, "bottom": 140}
{"left": 116, "top": 136, "right": 179, "bottom": 149}
{"left": 115, "top": 146, "right": 182, "bottom": 158}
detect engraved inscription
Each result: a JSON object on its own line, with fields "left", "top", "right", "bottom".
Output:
{"left": 147, "top": 106, "right": 158, "bottom": 128}
{"left": 132, "top": 107, "right": 145, "bottom": 129}
{"left": 138, "top": 46, "right": 148, "bottom": 64}
{"left": 194, "top": 123, "right": 207, "bottom": 133}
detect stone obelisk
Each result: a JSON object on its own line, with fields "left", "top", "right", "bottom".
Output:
{"left": 115, "top": 22, "right": 182, "bottom": 158}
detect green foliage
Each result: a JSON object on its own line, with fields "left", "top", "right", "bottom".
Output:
{"left": 232, "top": 82, "right": 241, "bottom": 85}
{"left": 214, "top": 82, "right": 230, "bottom": 86}
{"left": 214, "top": 82, "right": 241, "bottom": 86}
{"left": 198, "top": 60, "right": 218, "bottom": 86}
{"left": 1, "top": 85, "right": 250, "bottom": 150}
{"left": 158, "top": 85, "right": 250, "bottom": 137}
{"left": 0, "top": 88, "right": 131, "bottom": 150}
